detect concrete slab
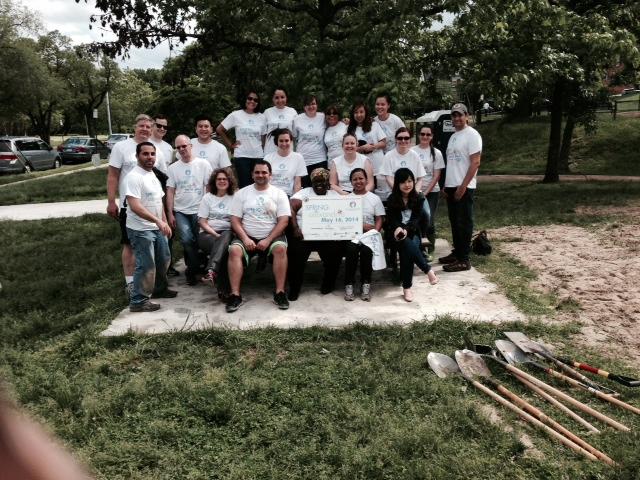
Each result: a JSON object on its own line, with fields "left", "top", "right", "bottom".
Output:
{"left": 0, "top": 199, "right": 107, "bottom": 221}
{"left": 102, "top": 240, "right": 524, "bottom": 336}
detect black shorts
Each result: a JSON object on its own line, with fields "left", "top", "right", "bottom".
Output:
{"left": 118, "top": 207, "right": 130, "bottom": 245}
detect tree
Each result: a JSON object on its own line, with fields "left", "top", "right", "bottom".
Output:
{"left": 442, "top": 0, "right": 640, "bottom": 182}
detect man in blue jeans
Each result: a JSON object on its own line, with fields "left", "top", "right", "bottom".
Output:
{"left": 440, "top": 103, "right": 482, "bottom": 272}
{"left": 167, "top": 135, "right": 213, "bottom": 285}
{"left": 124, "top": 142, "right": 177, "bottom": 312}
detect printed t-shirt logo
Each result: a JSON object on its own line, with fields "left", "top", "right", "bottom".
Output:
{"left": 278, "top": 114, "right": 284, "bottom": 119}
{"left": 279, "top": 163, "right": 286, "bottom": 170}
{"left": 400, "top": 160, "right": 407, "bottom": 167}
{"left": 199, "top": 151, "right": 206, "bottom": 157}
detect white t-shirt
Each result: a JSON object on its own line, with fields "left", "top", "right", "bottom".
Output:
{"left": 109, "top": 138, "right": 140, "bottom": 207}
{"left": 264, "top": 151, "right": 307, "bottom": 196}
{"left": 374, "top": 113, "right": 405, "bottom": 153}
{"left": 445, "top": 126, "right": 482, "bottom": 189}
{"left": 293, "top": 112, "right": 326, "bottom": 166}
{"left": 353, "top": 123, "right": 386, "bottom": 174}
{"left": 230, "top": 184, "right": 291, "bottom": 239}
{"left": 190, "top": 138, "right": 231, "bottom": 170}
{"left": 380, "top": 149, "right": 426, "bottom": 182}
{"left": 412, "top": 145, "right": 445, "bottom": 193}
{"left": 332, "top": 153, "right": 369, "bottom": 193}
{"left": 167, "top": 158, "right": 213, "bottom": 214}
{"left": 221, "top": 110, "right": 266, "bottom": 158}
{"left": 351, "top": 191, "right": 385, "bottom": 227}
{"left": 149, "top": 138, "right": 173, "bottom": 174}
{"left": 324, "top": 122, "right": 348, "bottom": 160}
{"left": 123, "top": 166, "right": 165, "bottom": 231}
{"left": 291, "top": 187, "right": 339, "bottom": 230}
{"left": 197, "top": 193, "right": 233, "bottom": 232}
{"left": 263, "top": 106, "right": 298, "bottom": 155}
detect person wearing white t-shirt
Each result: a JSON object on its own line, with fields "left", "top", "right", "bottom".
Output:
{"left": 149, "top": 114, "right": 173, "bottom": 174}
{"left": 346, "top": 102, "right": 388, "bottom": 201}
{"left": 264, "top": 128, "right": 307, "bottom": 196}
{"left": 287, "top": 168, "right": 342, "bottom": 301}
{"left": 374, "top": 94, "right": 405, "bottom": 153}
{"left": 412, "top": 125, "right": 445, "bottom": 257}
{"left": 167, "top": 135, "right": 213, "bottom": 285}
{"left": 190, "top": 115, "right": 231, "bottom": 172}
{"left": 323, "top": 105, "right": 348, "bottom": 161}
{"left": 227, "top": 160, "right": 291, "bottom": 313}
{"left": 381, "top": 127, "right": 426, "bottom": 191}
{"left": 329, "top": 133, "right": 374, "bottom": 194}
{"left": 107, "top": 114, "right": 153, "bottom": 296}
{"left": 293, "top": 95, "right": 327, "bottom": 178}
{"left": 263, "top": 87, "right": 298, "bottom": 156}
{"left": 217, "top": 91, "right": 266, "bottom": 188}
{"left": 441, "top": 103, "right": 482, "bottom": 272}
{"left": 123, "top": 142, "right": 176, "bottom": 312}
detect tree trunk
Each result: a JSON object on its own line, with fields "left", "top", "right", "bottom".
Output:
{"left": 543, "top": 80, "right": 564, "bottom": 183}
{"left": 558, "top": 114, "right": 575, "bottom": 173}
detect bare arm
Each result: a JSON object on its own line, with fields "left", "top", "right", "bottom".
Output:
{"left": 293, "top": 176, "right": 302, "bottom": 194}
{"left": 329, "top": 163, "right": 349, "bottom": 195}
{"left": 454, "top": 151, "right": 481, "bottom": 200}
{"left": 216, "top": 124, "right": 238, "bottom": 150}
{"left": 127, "top": 196, "right": 172, "bottom": 236}
{"left": 231, "top": 216, "right": 251, "bottom": 245}
{"left": 198, "top": 217, "right": 220, "bottom": 237}
{"left": 106, "top": 166, "right": 120, "bottom": 218}
{"left": 166, "top": 187, "right": 176, "bottom": 228}
{"left": 425, "top": 169, "right": 442, "bottom": 194}
{"left": 364, "top": 159, "right": 374, "bottom": 192}
{"left": 289, "top": 199, "right": 303, "bottom": 238}
{"left": 415, "top": 177, "right": 424, "bottom": 193}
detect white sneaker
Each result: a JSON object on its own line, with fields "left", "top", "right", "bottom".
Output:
{"left": 361, "top": 283, "right": 371, "bottom": 301}
{"left": 344, "top": 284, "right": 354, "bottom": 301}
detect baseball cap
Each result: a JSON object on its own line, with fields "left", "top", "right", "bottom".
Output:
{"left": 451, "top": 103, "right": 468, "bottom": 115}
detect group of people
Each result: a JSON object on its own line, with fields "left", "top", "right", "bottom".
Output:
{"left": 106, "top": 90, "right": 482, "bottom": 313}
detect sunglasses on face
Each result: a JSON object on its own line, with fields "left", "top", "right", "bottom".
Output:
{"left": 155, "top": 123, "right": 168, "bottom": 130}
{"left": 247, "top": 96, "right": 259, "bottom": 102}
{"left": 396, "top": 136, "right": 411, "bottom": 141}
{"left": 420, "top": 132, "right": 433, "bottom": 136}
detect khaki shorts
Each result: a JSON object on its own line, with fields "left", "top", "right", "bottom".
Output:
{"left": 229, "top": 235, "right": 287, "bottom": 266}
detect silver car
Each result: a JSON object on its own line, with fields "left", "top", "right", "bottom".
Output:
{"left": 106, "top": 133, "right": 132, "bottom": 150}
{"left": 0, "top": 137, "right": 61, "bottom": 173}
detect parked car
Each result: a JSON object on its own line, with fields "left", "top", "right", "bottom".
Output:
{"left": 58, "top": 137, "right": 110, "bottom": 164}
{"left": 0, "top": 136, "right": 60, "bottom": 173}
{"left": 106, "top": 133, "right": 131, "bottom": 150}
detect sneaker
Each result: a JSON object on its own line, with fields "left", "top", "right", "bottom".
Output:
{"left": 152, "top": 288, "right": 178, "bottom": 298}
{"left": 361, "top": 283, "right": 371, "bottom": 301}
{"left": 442, "top": 260, "right": 471, "bottom": 272}
{"left": 129, "top": 301, "right": 161, "bottom": 312}
{"left": 344, "top": 284, "right": 354, "bottom": 301}
{"left": 438, "top": 252, "right": 457, "bottom": 264}
{"left": 167, "top": 266, "right": 180, "bottom": 277}
{"left": 273, "top": 291, "right": 289, "bottom": 310}
{"left": 226, "top": 294, "right": 243, "bottom": 313}
{"left": 288, "top": 290, "right": 300, "bottom": 301}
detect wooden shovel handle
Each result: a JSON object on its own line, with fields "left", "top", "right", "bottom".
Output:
{"left": 485, "top": 378, "right": 614, "bottom": 466}
{"left": 504, "top": 363, "right": 630, "bottom": 431}
{"left": 469, "top": 379, "right": 599, "bottom": 462}
{"left": 560, "top": 359, "right": 640, "bottom": 387}
{"left": 512, "top": 375, "right": 600, "bottom": 434}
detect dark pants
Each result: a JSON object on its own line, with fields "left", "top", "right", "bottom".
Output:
{"left": 302, "top": 161, "right": 328, "bottom": 188}
{"left": 444, "top": 187, "right": 474, "bottom": 262}
{"left": 426, "top": 191, "right": 440, "bottom": 253}
{"left": 344, "top": 242, "right": 373, "bottom": 285}
{"left": 198, "top": 230, "right": 233, "bottom": 272}
{"left": 397, "top": 235, "right": 430, "bottom": 289}
{"left": 287, "top": 237, "right": 343, "bottom": 296}
{"left": 234, "top": 157, "right": 261, "bottom": 189}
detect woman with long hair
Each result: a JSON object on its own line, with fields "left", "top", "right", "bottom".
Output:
{"left": 412, "top": 125, "right": 445, "bottom": 259}
{"left": 329, "top": 133, "right": 374, "bottom": 195}
{"left": 216, "top": 90, "right": 266, "bottom": 188}
{"left": 263, "top": 87, "right": 297, "bottom": 156}
{"left": 386, "top": 168, "right": 438, "bottom": 302}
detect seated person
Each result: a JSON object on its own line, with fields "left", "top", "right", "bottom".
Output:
{"left": 287, "top": 168, "right": 342, "bottom": 300}
{"left": 226, "top": 160, "right": 291, "bottom": 312}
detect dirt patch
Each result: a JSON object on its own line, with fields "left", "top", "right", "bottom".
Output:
{"left": 491, "top": 218, "right": 640, "bottom": 366}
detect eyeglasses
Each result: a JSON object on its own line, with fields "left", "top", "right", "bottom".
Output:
{"left": 155, "top": 123, "right": 168, "bottom": 130}
{"left": 420, "top": 133, "right": 433, "bottom": 137}
{"left": 396, "top": 136, "right": 411, "bottom": 141}
{"left": 176, "top": 144, "right": 190, "bottom": 150}
{"left": 247, "top": 96, "right": 259, "bottom": 102}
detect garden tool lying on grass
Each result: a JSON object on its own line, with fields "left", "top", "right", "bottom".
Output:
{"left": 555, "top": 355, "right": 640, "bottom": 388}
{"left": 503, "top": 331, "right": 618, "bottom": 396}
{"left": 454, "top": 349, "right": 615, "bottom": 465}
{"left": 465, "top": 338, "right": 600, "bottom": 433}
{"left": 426, "top": 352, "right": 600, "bottom": 463}
{"left": 498, "top": 339, "right": 640, "bottom": 417}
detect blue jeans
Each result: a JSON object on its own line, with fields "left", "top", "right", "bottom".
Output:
{"left": 444, "top": 187, "right": 475, "bottom": 262}
{"left": 127, "top": 228, "right": 171, "bottom": 306}
{"left": 174, "top": 211, "right": 200, "bottom": 276}
{"left": 397, "top": 234, "right": 430, "bottom": 289}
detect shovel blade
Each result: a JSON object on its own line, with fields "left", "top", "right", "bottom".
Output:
{"left": 503, "top": 331, "right": 546, "bottom": 354}
{"left": 495, "top": 339, "right": 532, "bottom": 365}
{"left": 455, "top": 349, "right": 493, "bottom": 379}
{"left": 427, "top": 352, "right": 460, "bottom": 378}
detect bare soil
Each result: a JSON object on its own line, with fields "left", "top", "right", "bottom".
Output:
{"left": 491, "top": 209, "right": 640, "bottom": 366}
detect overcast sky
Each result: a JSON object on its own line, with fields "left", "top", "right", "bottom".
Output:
{"left": 28, "top": 0, "right": 175, "bottom": 70}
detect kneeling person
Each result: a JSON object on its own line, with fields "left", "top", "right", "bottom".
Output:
{"left": 124, "top": 142, "right": 177, "bottom": 312}
{"left": 227, "top": 160, "right": 291, "bottom": 312}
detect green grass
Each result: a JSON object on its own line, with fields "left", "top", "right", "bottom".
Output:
{"left": 0, "top": 168, "right": 106, "bottom": 205}
{"left": 2, "top": 185, "right": 640, "bottom": 479}
{"left": 477, "top": 116, "right": 640, "bottom": 176}
{"left": 0, "top": 163, "right": 100, "bottom": 187}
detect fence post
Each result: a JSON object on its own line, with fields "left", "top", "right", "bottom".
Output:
{"left": 613, "top": 101, "right": 617, "bottom": 120}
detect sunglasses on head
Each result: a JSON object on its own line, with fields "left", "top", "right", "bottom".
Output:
{"left": 155, "top": 123, "right": 168, "bottom": 130}
{"left": 247, "top": 96, "right": 259, "bottom": 102}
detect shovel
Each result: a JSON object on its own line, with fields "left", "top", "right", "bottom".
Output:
{"left": 455, "top": 350, "right": 614, "bottom": 465}
{"left": 500, "top": 338, "right": 640, "bottom": 417}
{"left": 427, "top": 352, "right": 599, "bottom": 462}
{"left": 504, "top": 332, "right": 618, "bottom": 396}
{"left": 555, "top": 355, "right": 640, "bottom": 388}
